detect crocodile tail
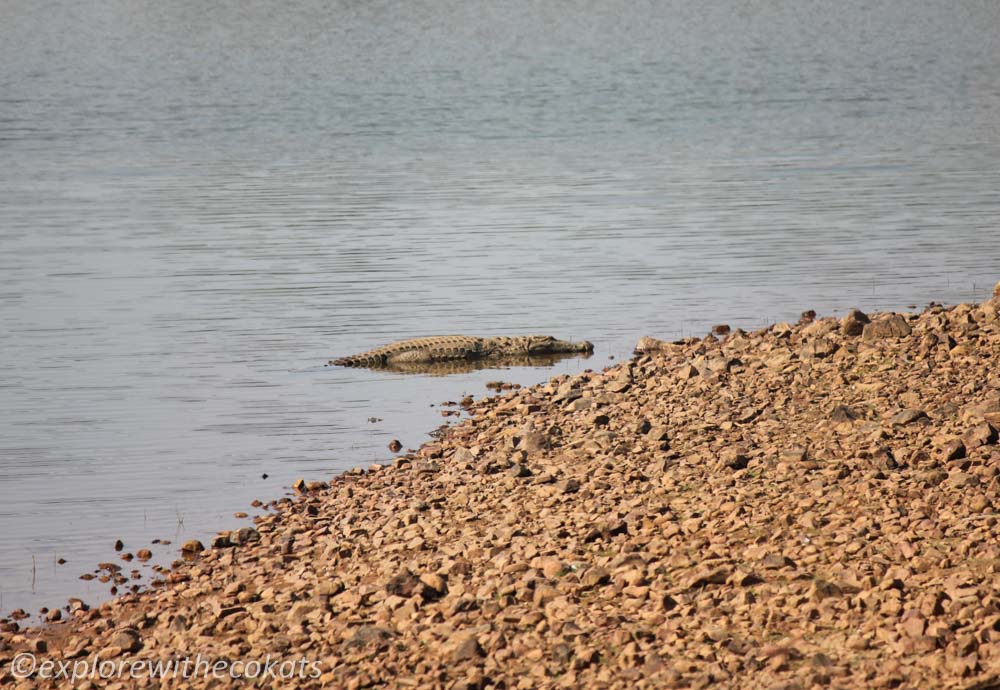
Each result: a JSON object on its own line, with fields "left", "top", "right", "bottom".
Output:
{"left": 330, "top": 353, "right": 387, "bottom": 367}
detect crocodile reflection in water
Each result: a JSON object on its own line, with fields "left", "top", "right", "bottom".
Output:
{"left": 347, "top": 351, "right": 594, "bottom": 376}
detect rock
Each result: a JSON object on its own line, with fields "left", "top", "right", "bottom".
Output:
{"left": 963, "top": 422, "right": 998, "bottom": 450}
{"left": 388, "top": 439, "right": 403, "bottom": 453}
{"left": 711, "top": 324, "right": 731, "bottom": 336}
{"left": 519, "top": 428, "right": 551, "bottom": 452}
{"left": 948, "top": 472, "right": 980, "bottom": 489}
{"left": 687, "top": 566, "right": 732, "bottom": 588}
{"left": 180, "top": 540, "right": 204, "bottom": 553}
{"left": 890, "top": 409, "right": 928, "bottom": 426}
{"left": 940, "top": 439, "right": 967, "bottom": 462}
{"left": 809, "top": 579, "right": 843, "bottom": 601}
{"left": 779, "top": 447, "right": 807, "bottom": 463}
{"left": 634, "top": 336, "right": 676, "bottom": 354}
{"left": 862, "top": 314, "right": 912, "bottom": 340}
{"left": 994, "top": 280, "right": 1000, "bottom": 298}
{"left": 419, "top": 573, "right": 447, "bottom": 597}
{"left": 581, "top": 567, "right": 611, "bottom": 588}
{"left": 508, "top": 463, "right": 532, "bottom": 478}
{"left": 111, "top": 628, "right": 142, "bottom": 653}
{"left": 841, "top": 309, "right": 870, "bottom": 336}
{"left": 830, "top": 405, "right": 859, "bottom": 423}
{"left": 801, "top": 318, "right": 838, "bottom": 337}
{"left": 762, "top": 554, "right": 794, "bottom": 570}
{"left": 801, "top": 337, "right": 837, "bottom": 358}
{"left": 720, "top": 447, "right": 749, "bottom": 470}
{"left": 447, "top": 633, "right": 484, "bottom": 663}
{"left": 136, "top": 549, "right": 153, "bottom": 561}
{"left": 344, "top": 626, "right": 396, "bottom": 649}
{"left": 46, "top": 608, "right": 62, "bottom": 622}
{"left": 555, "top": 478, "right": 580, "bottom": 494}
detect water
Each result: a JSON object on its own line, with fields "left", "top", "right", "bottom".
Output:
{"left": 1, "top": 0, "right": 999, "bottom": 617}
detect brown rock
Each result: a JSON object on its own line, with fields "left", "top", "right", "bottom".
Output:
{"left": 841, "top": 309, "right": 870, "bottom": 336}
{"left": 890, "top": 408, "right": 928, "bottom": 426}
{"left": 809, "top": 579, "right": 843, "bottom": 601}
{"left": 801, "top": 337, "right": 837, "bottom": 358}
{"left": 830, "top": 404, "right": 860, "bottom": 423}
{"left": 687, "top": 565, "right": 732, "bottom": 588}
{"left": 448, "top": 633, "right": 484, "bottom": 662}
{"left": 111, "top": 628, "right": 142, "bottom": 653}
{"left": 720, "top": 447, "right": 749, "bottom": 470}
{"left": 581, "top": 567, "right": 611, "bottom": 588}
{"left": 519, "top": 428, "right": 551, "bottom": 452}
{"left": 180, "top": 540, "right": 204, "bottom": 553}
{"left": 388, "top": 439, "right": 403, "bottom": 453}
{"left": 862, "top": 314, "right": 912, "bottom": 340}
{"left": 963, "top": 422, "right": 998, "bottom": 450}
{"left": 940, "top": 438, "right": 967, "bottom": 461}
{"left": 419, "top": 573, "right": 448, "bottom": 598}
{"left": 779, "top": 446, "right": 807, "bottom": 463}
{"left": 762, "top": 554, "right": 794, "bottom": 570}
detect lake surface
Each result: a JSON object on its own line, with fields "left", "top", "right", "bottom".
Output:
{"left": 2, "top": 0, "right": 999, "bottom": 617}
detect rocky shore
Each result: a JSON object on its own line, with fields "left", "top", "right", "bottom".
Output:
{"left": 6, "top": 285, "right": 1000, "bottom": 689}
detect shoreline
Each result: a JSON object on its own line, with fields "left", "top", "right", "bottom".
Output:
{"left": 5, "top": 285, "right": 1000, "bottom": 688}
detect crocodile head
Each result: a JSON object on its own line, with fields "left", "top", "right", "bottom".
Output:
{"left": 518, "top": 335, "right": 594, "bottom": 354}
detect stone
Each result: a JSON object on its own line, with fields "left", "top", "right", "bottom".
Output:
{"left": 519, "top": 428, "right": 551, "bottom": 452}
{"left": 941, "top": 439, "right": 967, "bottom": 462}
{"left": 720, "top": 447, "right": 749, "bottom": 470}
{"left": 779, "top": 447, "right": 807, "bottom": 463}
{"left": 448, "top": 633, "right": 484, "bottom": 662}
{"left": 180, "top": 540, "right": 204, "bottom": 553}
{"left": 862, "top": 314, "right": 912, "bottom": 340}
{"left": 419, "top": 573, "right": 447, "bottom": 598}
{"left": 963, "top": 422, "right": 998, "bottom": 450}
{"left": 830, "top": 405, "right": 859, "bottom": 423}
{"left": 841, "top": 309, "right": 870, "bottom": 336}
{"left": 388, "top": 439, "right": 403, "bottom": 453}
{"left": 801, "top": 337, "right": 837, "bottom": 358}
{"left": 581, "top": 567, "right": 611, "bottom": 588}
{"left": 687, "top": 566, "right": 732, "bottom": 588}
{"left": 890, "top": 409, "right": 928, "bottom": 426}
{"left": 111, "top": 629, "right": 142, "bottom": 653}
{"left": 230, "top": 527, "right": 259, "bottom": 546}
{"left": 762, "top": 554, "right": 794, "bottom": 570}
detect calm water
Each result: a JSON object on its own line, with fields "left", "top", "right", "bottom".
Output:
{"left": 2, "top": 0, "right": 999, "bottom": 617}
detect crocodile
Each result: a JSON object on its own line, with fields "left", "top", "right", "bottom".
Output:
{"left": 330, "top": 335, "right": 594, "bottom": 369}
{"left": 350, "top": 351, "right": 592, "bottom": 376}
